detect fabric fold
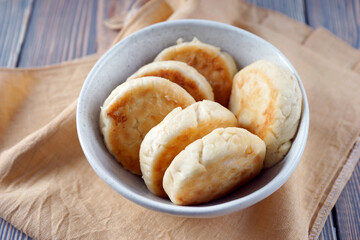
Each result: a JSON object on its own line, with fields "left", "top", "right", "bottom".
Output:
{"left": 0, "top": 0, "right": 360, "bottom": 239}
{"left": 0, "top": 56, "right": 98, "bottom": 152}
{"left": 303, "top": 27, "right": 360, "bottom": 70}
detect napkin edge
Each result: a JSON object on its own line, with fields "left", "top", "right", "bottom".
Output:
{"left": 309, "top": 136, "right": 360, "bottom": 239}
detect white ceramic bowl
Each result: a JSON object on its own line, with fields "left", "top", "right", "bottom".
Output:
{"left": 77, "top": 19, "right": 309, "bottom": 218}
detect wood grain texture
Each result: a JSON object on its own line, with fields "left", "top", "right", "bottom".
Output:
{"left": 0, "top": 0, "right": 33, "bottom": 67}
{"left": 334, "top": 161, "right": 360, "bottom": 239}
{"left": 245, "top": 0, "right": 306, "bottom": 22}
{"left": 18, "top": 0, "right": 98, "bottom": 67}
{"left": 306, "top": 0, "right": 360, "bottom": 48}
{"left": 1, "top": 1, "right": 99, "bottom": 239}
{"left": 318, "top": 212, "right": 338, "bottom": 240}
{"left": 306, "top": 1, "right": 360, "bottom": 239}
{"left": 0, "top": 1, "right": 34, "bottom": 237}
{"left": 0, "top": 1, "right": 359, "bottom": 240}
{"left": 0, "top": 218, "right": 29, "bottom": 240}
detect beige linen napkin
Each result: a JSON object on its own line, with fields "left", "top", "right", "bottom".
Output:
{"left": 1, "top": 0, "right": 360, "bottom": 239}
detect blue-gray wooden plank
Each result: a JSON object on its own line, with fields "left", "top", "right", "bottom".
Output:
{"left": 17, "top": 0, "right": 98, "bottom": 67}
{"left": 333, "top": 162, "right": 360, "bottom": 239}
{"left": 0, "top": 0, "right": 33, "bottom": 67}
{"left": 1, "top": 0, "right": 98, "bottom": 239}
{"left": 306, "top": 0, "right": 360, "bottom": 48}
{"left": 0, "top": 0, "right": 124, "bottom": 239}
{"left": 318, "top": 212, "right": 338, "bottom": 240}
{"left": 0, "top": 218, "right": 29, "bottom": 240}
{"left": 245, "top": 0, "right": 306, "bottom": 22}
{"left": 0, "top": 0, "right": 34, "bottom": 239}
{"left": 306, "top": 0, "right": 360, "bottom": 239}
{"left": 1, "top": 0, "right": 359, "bottom": 239}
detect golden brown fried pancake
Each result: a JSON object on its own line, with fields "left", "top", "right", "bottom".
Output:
{"left": 154, "top": 38, "right": 237, "bottom": 106}
{"left": 99, "top": 77, "right": 195, "bottom": 175}
{"left": 140, "top": 100, "right": 237, "bottom": 197}
{"left": 229, "top": 60, "right": 302, "bottom": 168}
{"left": 163, "top": 127, "right": 265, "bottom": 205}
{"left": 128, "top": 61, "right": 214, "bottom": 101}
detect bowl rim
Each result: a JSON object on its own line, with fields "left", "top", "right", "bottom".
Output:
{"left": 77, "top": 19, "right": 309, "bottom": 217}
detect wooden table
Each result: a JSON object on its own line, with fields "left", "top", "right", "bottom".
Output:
{"left": 0, "top": 0, "right": 359, "bottom": 239}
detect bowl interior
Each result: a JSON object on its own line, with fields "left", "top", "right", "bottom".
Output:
{"left": 77, "top": 19, "right": 309, "bottom": 217}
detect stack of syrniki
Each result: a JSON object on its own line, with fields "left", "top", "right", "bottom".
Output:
{"left": 140, "top": 100, "right": 238, "bottom": 197}
{"left": 99, "top": 37, "right": 302, "bottom": 205}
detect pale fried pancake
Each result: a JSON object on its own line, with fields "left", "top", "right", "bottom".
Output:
{"left": 154, "top": 38, "right": 237, "bottom": 106}
{"left": 100, "top": 77, "right": 195, "bottom": 175}
{"left": 128, "top": 61, "right": 214, "bottom": 101}
{"left": 140, "top": 100, "right": 237, "bottom": 197}
{"left": 229, "top": 60, "right": 302, "bottom": 168}
{"left": 163, "top": 127, "right": 265, "bottom": 205}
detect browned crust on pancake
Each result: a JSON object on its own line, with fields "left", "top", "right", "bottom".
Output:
{"left": 135, "top": 69, "right": 206, "bottom": 101}
{"left": 229, "top": 60, "right": 302, "bottom": 168}
{"left": 157, "top": 46, "right": 233, "bottom": 106}
{"left": 235, "top": 70, "right": 278, "bottom": 140}
{"left": 101, "top": 77, "right": 195, "bottom": 175}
